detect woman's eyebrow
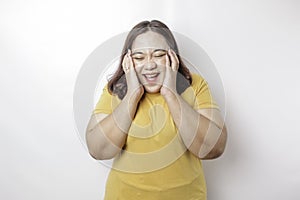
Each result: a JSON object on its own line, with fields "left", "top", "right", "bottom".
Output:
{"left": 153, "top": 49, "right": 167, "bottom": 53}
{"left": 131, "top": 49, "right": 167, "bottom": 56}
{"left": 131, "top": 51, "right": 144, "bottom": 56}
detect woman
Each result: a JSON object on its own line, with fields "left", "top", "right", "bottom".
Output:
{"left": 86, "top": 20, "right": 227, "bottom": 200}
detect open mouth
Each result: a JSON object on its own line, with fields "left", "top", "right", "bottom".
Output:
{"left": 143, "top": 73, "right": 160, "bottom": 82}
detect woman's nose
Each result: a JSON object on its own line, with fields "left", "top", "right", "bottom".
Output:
{"left": 144, "top": 60, "right": 157, "bottom": 70}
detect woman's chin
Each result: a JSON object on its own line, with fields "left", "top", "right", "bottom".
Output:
{"left": 144, "top": 84, "right": 162, "bottom": 94}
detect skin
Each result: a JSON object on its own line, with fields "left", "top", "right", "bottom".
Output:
{"left": 131, "top": 31, "right": 168, "bottom": 94}
{"left": 86, "top": 30, "right": 227, "bottom": 160}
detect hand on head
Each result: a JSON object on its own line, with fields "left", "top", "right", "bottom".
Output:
{"left": 160, "top": 49, "right": 179, "bottom": 97}
{"left": 122, "top": 49, "right": 144, "bottom": 102}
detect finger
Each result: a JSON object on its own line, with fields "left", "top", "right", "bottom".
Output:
{"left": 171, "top": 49, "right": 179, "bottom": 63}
{"left": 123, "top": 53, "right": 130, "bottom": 73}
{"left": 165, "top": 53, "right": 170, "bottom": 68}
{"left": 122, "top": 53, "right": 127, "bottom": 68}
{"left": 127, "top": 49, "right": 134, "bottom": 70}
{"left": 168, "top": 49, "right": 179, "bottom": 71}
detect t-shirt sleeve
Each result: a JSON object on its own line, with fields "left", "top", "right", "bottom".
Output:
{"left": 181, "top": 73, "right": 219, "bottom": 110}
{"left": 93, "top": 84, "right": 116, "bottom": 114}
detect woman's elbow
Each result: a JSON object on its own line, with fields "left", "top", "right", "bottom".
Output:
{"left": 202, "top": 125, "right": 227, "bottom": 160}
{"left": 88, "top": 150, "right": 116, "bottom": 160}
{"left": 86, "top": 137, "right": 121, "bottom": 160}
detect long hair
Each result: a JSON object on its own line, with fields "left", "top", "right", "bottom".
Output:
{"left": 108, "top": 20, "right": 192, "bottom": 99}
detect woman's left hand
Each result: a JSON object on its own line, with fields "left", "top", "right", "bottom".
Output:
{"left": 160, "top": 49, "right": 179, "bottom": 98}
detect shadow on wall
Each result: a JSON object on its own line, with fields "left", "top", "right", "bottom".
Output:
{"left": 202, "top": 98, "right": 245, "bottom": 199}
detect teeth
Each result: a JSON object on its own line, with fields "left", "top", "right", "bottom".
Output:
{"left": 145, "top": 73, "right": 159, "bottom": 78}
{"left": 146, "top": 74, "right": 156, "bottom": 77}
{"left": 145, "top": 73, "right": 158, "bottom": 81}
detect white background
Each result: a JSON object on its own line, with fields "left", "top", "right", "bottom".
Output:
{"left": 1, "top": 0, "right": 299, "bottom": 199}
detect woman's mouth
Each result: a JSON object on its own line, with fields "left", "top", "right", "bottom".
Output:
{"left": 143, "top": 73, "right": 160, "bottom": 83}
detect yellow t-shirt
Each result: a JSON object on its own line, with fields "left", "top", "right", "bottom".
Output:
{"left": 93, "top": 73, "right": 218, "bottom": 200}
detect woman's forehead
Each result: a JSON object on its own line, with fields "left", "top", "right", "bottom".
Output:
{"left": 132, "top": 31, "right": 169, "bottom": 51}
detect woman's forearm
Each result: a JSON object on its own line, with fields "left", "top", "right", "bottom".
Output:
{"left": 86, "top": 50, "right": 144, "bottom": 160}
{"left": 163, "top": 93, "right": 227, "bottom": 159}
{"left": 86, "top": 94, "right": 140, "bottom": 160}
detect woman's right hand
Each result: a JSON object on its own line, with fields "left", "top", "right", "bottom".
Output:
{"left": 122, "top": 49, "right": 144, "bottom": 102}
{"left": 86, "top": 50, "right": 143, "bottom": 160}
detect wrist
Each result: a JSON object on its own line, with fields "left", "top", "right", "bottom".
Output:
{"left": 125, "top": 86, "right": 144, "bottom": 104}
{"left": 162, "top": 90, "right": 178, "bottom": 102}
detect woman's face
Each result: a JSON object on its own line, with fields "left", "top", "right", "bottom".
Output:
{"left": 131, "top": 31, "right": 170, "bottom": 93}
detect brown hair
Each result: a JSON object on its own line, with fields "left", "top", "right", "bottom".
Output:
{"left": 107, "top": 20, "right": 192, "bottom": 99}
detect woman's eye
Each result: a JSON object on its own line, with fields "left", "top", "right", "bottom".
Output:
{"left": 133, "top": 57, "right": 144, "bottom": 60}
{"left": 154, "top": 53, "right": 166, "bottom": 57}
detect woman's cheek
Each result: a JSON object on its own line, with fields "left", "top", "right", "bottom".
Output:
{"left": 134, "top": 64, "right": 144, "bottom": 76}
{"left": 133, "top": 61, "right": 143, "bottom": 70}
{"left": 155, "top": 58, "right": 166, "bottom": 66}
